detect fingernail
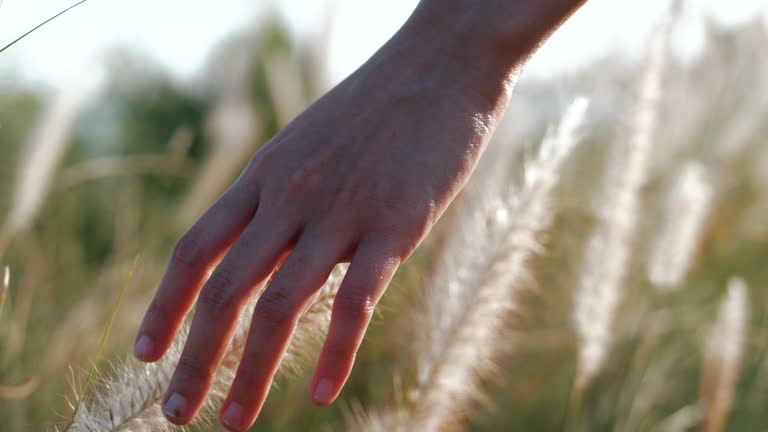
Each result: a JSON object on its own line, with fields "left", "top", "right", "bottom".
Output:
{"left": 221, "top": 401, "right": 245, "bottom": 430}
{"left": 313, "top": 378, "right": 334, "bottom": 404}
{"left": 134, "top": 335, "right": 154, "bottom": 360}
{"left": 163, "top": 392, "right": 188, "bottom": 420}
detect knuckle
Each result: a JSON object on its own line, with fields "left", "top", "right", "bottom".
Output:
{"left": 255, "top": 289, "right": 295, "bottom": 327}
{"left": 334, "top": 290, "right": 375, "bottom": 320}
{"left": 392, "top": 231, "right": 423, "bottom": 258}
{"left": 280, "top": 250, "right": 315, "bottom": 278}
{"left": 335, "top": 182, "right": 363, "bottom": 205}
{"left": 241, "top": 152, "right": 267, "bottom": 182}
{"left": 405, "top": 200, "right": 438, "bottom": 237}
{"left": 198, "top": 272, "right": 238, "bottom": 313}
{"left": 175, "top": 355, "right": 211, "bottom": 382}
{"left": 369, "top": 232, "right": 418, "bottom": 261}
{"left": 172, "top": 231, "right": 206, "bottom": 269}
{"left": 275, "top": 164, "right": 322, "bottom": 202}
{"left": 372, "top": 202, "right": 437, "bottom": 258}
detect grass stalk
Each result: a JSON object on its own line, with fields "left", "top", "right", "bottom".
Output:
{"left": 0, "top": 0, "right": 92, "bottom": 54}
{"left": 64, "top": 265, "right": 346, "bottom": 431}
{"left": 648, "top": 163, "right": 714, "bottom": 290}
{"left": 572, "top": 3, "right": 677, "bottom": 392}
{"left": 701, "top": 278, "right": 749, "bottom": 432}
{"left": 67, "top": 258, "right": 138, "bottom": 427}
{"left": 351, "top": 98, "right": 589, "bottom": 432}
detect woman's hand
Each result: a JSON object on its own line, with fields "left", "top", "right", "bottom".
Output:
{"left": 134, "top": 1, "right": 587, "bottom": 430}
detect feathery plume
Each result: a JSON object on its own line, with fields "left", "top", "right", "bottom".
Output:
{"left": 0, "top": 265, "right": 8, "bottom": 317}
{"left": 64, "top": 265, "right": 347, "bottom": 431}
{"left": 307, "top": 0, "right": 338, "bottom": 97}
{"left": 179, "top": 52, "right": 261, "bottom": 224}
{"left": 701, "top": 277, "right": 748, "bottom": 432}
{"left": 264, "top": 54, "right": 308, "bottom": 127}
{"left": 573, "top": 5, "right": 677, "bottom": 391}
{"left": 5, "top": 81, "right": 97, "bottom": 233}
{"left": 709, "top": 20, "right": 768, "bottom": 163}
{"left": 0, "top": 73, "right": 97, "bottom": 279}
{"left": 1, "top": 265, "right": 8, "bottom": 295}
{"left": 351, "top": 98, "right": 589, "bottom": 432}
{"left": 648, "top": 163, "right": 714, "bottom": 290}
{"left": 656, "top": 404, "right": 701, "bottom": 432}
{"left": 0, "top": 75, "right": 100, "bottom": 264}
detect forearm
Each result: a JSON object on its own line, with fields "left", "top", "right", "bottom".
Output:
{"left": 390, "top": 0, "right": 587, "bottom": 84}
{"left": 356, "top": 0, "right": 587, "bottom": 122}
{"left": 413, "top": 0, "right": 588, "bottom": 59}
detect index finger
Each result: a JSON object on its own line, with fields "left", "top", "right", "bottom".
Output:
{"left": 134, "top": 185, "right": 259, "bottom": 362}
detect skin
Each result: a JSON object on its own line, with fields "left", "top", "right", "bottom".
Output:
{"left": 134, "top": 0, "right": 589, "bottom": 430}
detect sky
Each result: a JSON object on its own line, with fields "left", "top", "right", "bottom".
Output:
{"left": 0, "top": 0, "right": 766, "bottom": 87}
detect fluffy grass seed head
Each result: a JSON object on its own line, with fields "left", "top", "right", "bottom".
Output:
{"left": 0, "top": 265, "right": 8, "bottom": 314}
{"left": 2, "top": 265, "right": 8, "bottom": 294}
{"left": 573, "top": 5, "right": 676, "bottom": 391}
{"left": 648, "top": 163, "right": 714, "bottom": 290}
{"left": 356, "top": 97, "right": 589, "bottom": 432}
{"left": 65, "top": 265, "right": 347, "bottom": 431}
{"left": 702, "top": 277, "right": 749, "bottom": 432}
{"left": 6, "top": 80, "right": 98, "bottom": 234}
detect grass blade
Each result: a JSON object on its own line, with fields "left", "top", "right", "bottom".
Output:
{"left": 68, "top": 257, "right": 139, "bottom": 425}
{"left": 0, "top": 0, "right": 92, "bottom": 54}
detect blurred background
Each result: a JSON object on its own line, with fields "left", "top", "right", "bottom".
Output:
{"left": 1, "top": 0, "right": 767, "bottom": 431}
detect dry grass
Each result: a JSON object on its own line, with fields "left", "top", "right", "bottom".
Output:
{"left": 1, "top": 5, "right": 767, "bottom": 432}
{"left": 346, "top": 97, "right": 589, "bottom": 432}
{"left": 62, "top": 266, "right": 346, "bottom": 431}
{"left": 701, "top": 277, "right": 749, "bottom": 432}
{"left": 572, "top": 5, "right": 676, "bottom": 392}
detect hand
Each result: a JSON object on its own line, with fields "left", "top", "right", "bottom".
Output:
{"left": 133, "top": 1, "right": 586, "bottom": 430}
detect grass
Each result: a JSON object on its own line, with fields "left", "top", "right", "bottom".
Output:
{"left": 0, "top": 5, "right": 767, "bottom": 432}
{"left": 0, "top": 0, "right": 93, "bottom": 54}
{"left": 65, "top": 257, "right": 137, "bottom": 429}
{"left": 0, "top": 266, "right": 8, "bottom": 319}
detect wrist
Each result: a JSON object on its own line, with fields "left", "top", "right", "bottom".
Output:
{"left": 408, "top": 0, "right": 588, "bottom": 72}
{"left": 347, "top": 0, "right": 589, "bottom": 132}
{"left": 372, "top": 4, "right": 524, "bottom": 113}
